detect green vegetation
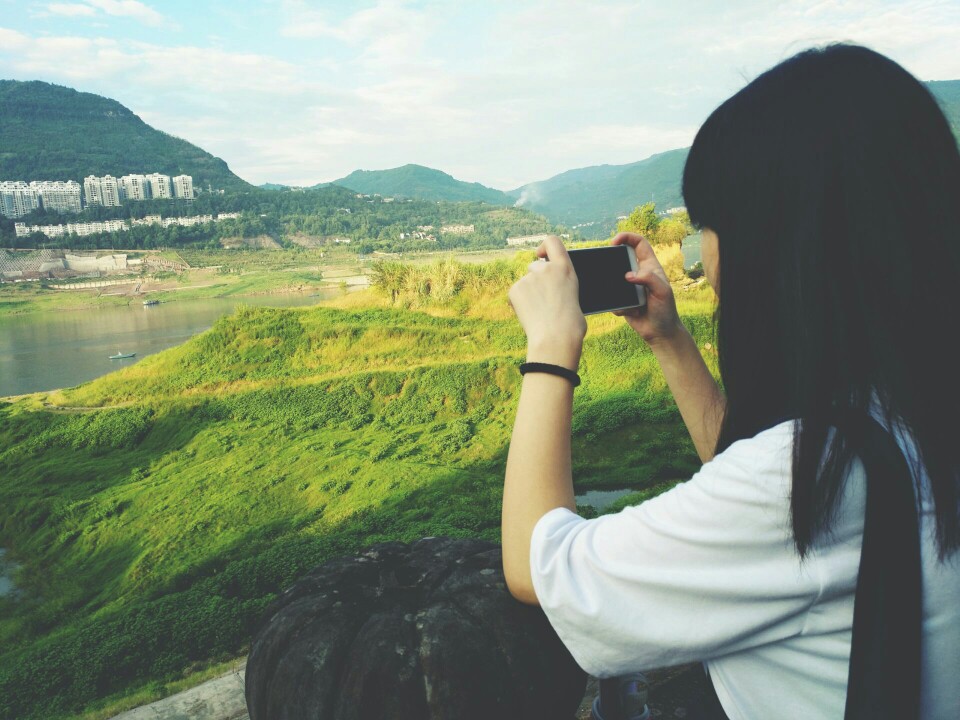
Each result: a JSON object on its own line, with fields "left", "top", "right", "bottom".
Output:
{"left": 1, "top": 183, "right": 560, "bottom": 253}
{"left": 0, "top": 80, "right": 249, "bottom": 190}
{"left": 0, "top": 254, "right": 716, "bottom": 719}
{"left": 326, "top": 164, "right": 514, "bottom": 205}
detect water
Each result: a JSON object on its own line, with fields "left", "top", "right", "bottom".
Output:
{"left": 0, "top": 548, "right": 19, "bottom": 599}
{"left": 574, "top": 488, "right": 639, "bottom": 511}
{"left": 0, "top": 292, "right": 342, "bottom": 396}
{"left": 681, "top": 231, "right": 702, "bottom": 269}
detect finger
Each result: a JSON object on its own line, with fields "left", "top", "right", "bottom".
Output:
{"left": 537, "top": 235, "right": 572, "bottom": 265}
{"left": 611, "top": 232, "right": 646, "bottom": 248}
{"left": 624, "top": 268, "right": 670, "bottom": 301}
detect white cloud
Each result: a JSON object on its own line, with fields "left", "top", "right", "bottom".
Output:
{"left": 2, "top": 0, "right": 960, "bottom": 189}
{"left": 85, "top": 0, "right": 166, "bottom": 27}
{"left": 46, "top": 3, "right": 98, "bottom": 17}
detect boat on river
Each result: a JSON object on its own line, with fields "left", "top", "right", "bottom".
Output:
{"left": 109, "top": 351, "right": 136, "bottom": 360}
{"left": 143, "top": 299, "right": 160, "bottom": 306}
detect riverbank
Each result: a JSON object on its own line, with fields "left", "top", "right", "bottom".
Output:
{"left": 0, "top": 247, "right": 374, "bottom": 318}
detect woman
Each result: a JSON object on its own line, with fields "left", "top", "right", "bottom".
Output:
{"left": 501, "top": 43, "right": 959, "bottom": 719}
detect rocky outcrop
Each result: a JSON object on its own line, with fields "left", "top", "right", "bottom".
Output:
{"left": 245, "top": 537, "right": 587, "bottom": 720}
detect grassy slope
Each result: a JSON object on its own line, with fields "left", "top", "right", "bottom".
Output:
{"left": 0, "top": 262, "right": 716, "bottom": 719}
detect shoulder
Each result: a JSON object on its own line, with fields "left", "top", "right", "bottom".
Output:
{"left": 625, "top": 420, "right": 798, "bottom": 543}
{"left": 679, "top": 419, "right": 796, "bottom": 501}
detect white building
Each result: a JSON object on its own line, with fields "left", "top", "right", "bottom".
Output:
{"left": 146, "top": 173, "right": 173, "bottom": 200}
{"left": 440, "top": 224, "right": 475, "bottom": 235}
{"left": 120, "top": 174, "right": 151, "bottom": 201}
{"left": 84, "top": 175, "right": 122, "bottom": 207}
{"left": 15, "top": 219, "right": 128, "bottom": 238}
{"left": 172, "top": 175, "right": 194, "bottom": 200}
{"left": 0, "top": 181, "right": 41, "bottom": 218}
{"left": 31, "top": 181, "right": 83, "bottom": 214}
{"left": 506, "top": 233, "right": 552, "bottom": 247}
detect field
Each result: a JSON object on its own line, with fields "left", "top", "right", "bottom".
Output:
{"left": 0, "top": 247, "right": 366, "bottom": 318}
{"left": 0, "top": 255, "right": 717, "bottom": 719}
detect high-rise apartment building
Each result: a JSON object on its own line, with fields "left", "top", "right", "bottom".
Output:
{"left": 0, "top": 181, "right": 41, "bottom": 218}
{"left": 173, "top": 175, "right": 194, "bottom": 200}
{"left": 120, "top": 174, "right": 151, "bottom": 201}
{"left": 30, "top": 181, "right": 83, "bottom": 214}
{"left": 146, "top": 173, "right": 173, "bottom": 200}
{"left": 84, "top": 175, "right": 122, "bottom": 207}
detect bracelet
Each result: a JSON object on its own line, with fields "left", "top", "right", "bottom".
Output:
{"left": 519, "top": 362, "right": 581, "bottom": 387}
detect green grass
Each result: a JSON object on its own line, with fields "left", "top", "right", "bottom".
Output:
{"left": 0, "top": 258, "right": 717, "bottom": 719}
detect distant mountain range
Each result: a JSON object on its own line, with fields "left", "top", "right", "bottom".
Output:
{"left": 507, "top": 149, "right": 688, "bottom": 236}
{"left": 0, "top": 80, "right": 250, "bottom": 191}
{"left": 5, "top": 77, "right": 958, "bottom": 238}
{"left": 318, "top": 165, "right": 515, "bottom": 206}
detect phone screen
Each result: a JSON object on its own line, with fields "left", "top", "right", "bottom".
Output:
{"left": 567, "top": 246, "right": 646, "bottom": 315}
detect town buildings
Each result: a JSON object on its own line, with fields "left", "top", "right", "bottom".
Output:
{"left": 172, "top": 175, "right": 194, "bottom": 200}
{"left": 0, "top": 173, "right": 196, "bottom": 217}
{"left": 146, "top": 173, "right": 173, "bottom": 199}
{"left": 31, "top": 181, "right": 83, "bottom": 214}
{"left": 83, "top": 175, "right": 122, "bottom": 207}
{"left": 506, "top": 233, "right": 552, "bottom": 246}
{"left": 120, "top": 174, "right": 151, "bottom": 201}
{"left": 0, "top": 181, "right": 41, "bottom": 218}
{"left": 0, "top": 181, "right": 84, "bottom": 217}
{"left": 15, "top": 211, "right": 238, "bottom": 238}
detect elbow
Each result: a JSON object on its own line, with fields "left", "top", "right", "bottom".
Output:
{"left": 502, "top": 562, "right": 540, "bottom": 606}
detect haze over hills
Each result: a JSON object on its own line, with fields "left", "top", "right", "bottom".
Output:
{"left": 508, "top": 148, "right": 689, "bottom": 237}
{"left": 0, "top": 80, "right": 251, "bottom": 191}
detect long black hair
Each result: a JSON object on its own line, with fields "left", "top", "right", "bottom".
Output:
{"left": 682, "top": 43, "right": 960, "bottom": 557}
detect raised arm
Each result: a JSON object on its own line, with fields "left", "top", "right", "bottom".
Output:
{"left": 611, "top": 232, "right": 725, "bottom": 461}
{"left": 502, "top": 236, "right": 585, "bottom": 605}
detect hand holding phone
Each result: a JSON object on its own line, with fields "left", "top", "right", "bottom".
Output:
{"left": 609, "top": 232, "right": 685, "bottom": 346}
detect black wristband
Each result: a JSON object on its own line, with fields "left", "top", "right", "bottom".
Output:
{"left": 519, "top": 362, "right": 581, "bottom": 387}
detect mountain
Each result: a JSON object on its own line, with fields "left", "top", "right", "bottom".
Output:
{"left": 509, "top": 80, "right": 960, "bottom": 238}
{"left": 325, "top": 164, "right": 513, "bottom": 205}
{"left": 508, "top": 148, "right": 688, "bottom": 238}
{"left": 928, "top": 79, "right": 960, "bottom": 142}
{"left": 0, "top": 80, "right": 250, "bottom": 190}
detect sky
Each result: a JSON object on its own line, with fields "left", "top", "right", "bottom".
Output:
{"left": 1, "top": 1, "right": 959, "bottom": 189}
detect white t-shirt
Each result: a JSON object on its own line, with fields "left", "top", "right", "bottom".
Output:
{"left": 529, "top": 420, "right": 960, "bottom": 719}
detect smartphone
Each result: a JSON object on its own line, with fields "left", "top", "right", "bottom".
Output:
{"left": 566, "top": 245, "right": 647, "bottom": 315}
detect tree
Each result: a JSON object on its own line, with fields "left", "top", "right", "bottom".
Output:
{"left": 616, "top": 202, "right": 660, "bottom": 239}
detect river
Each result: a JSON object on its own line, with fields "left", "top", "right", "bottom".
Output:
{"left": 0, "top": 548, "right": 19, "bottom": 599}
{"left": 0, "top": 292, "right": 343, "bottom": 397}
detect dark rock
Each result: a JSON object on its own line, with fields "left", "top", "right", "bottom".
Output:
{"left": 246, "top": 537, "right": 587, "bottom": 720}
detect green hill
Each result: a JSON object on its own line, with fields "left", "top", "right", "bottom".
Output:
{"left": 928, "top": 79, "right": 960, "bottom": 142}
{"left": 509, "top": 149, "right": 689, "bottom": 238}
{"left": 325, "top": 164, "right": 514, "bottom": 205}
{"left": 0, "top": 80, "right": 251, "bottom": 190}
{"left": 0, "top": 259, "right": 715, "bottom": 719}
{"left": 509, "top": 80, "right": 960, "bottom": 238}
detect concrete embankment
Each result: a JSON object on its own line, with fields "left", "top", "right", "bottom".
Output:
{"left": 109, "top": 663, "right": 248, "bottom": 720}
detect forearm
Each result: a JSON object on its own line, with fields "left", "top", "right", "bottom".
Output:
{"left": 502, "top": 371, "right": 577, "bottom": 606}
{"left": 651, "top": 326, "right": 726, "bottom": 462}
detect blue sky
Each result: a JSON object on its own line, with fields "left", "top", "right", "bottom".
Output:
{"left": 2, "top": 1, "right": 959, "bottom": 188}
